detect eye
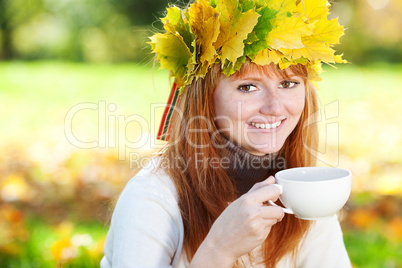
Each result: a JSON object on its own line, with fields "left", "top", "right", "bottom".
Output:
{"left": 279, "top": 80, "right": 300, "bottom": 89}
{"left": 237, "top": 84, "right": 258, "bottom": 93}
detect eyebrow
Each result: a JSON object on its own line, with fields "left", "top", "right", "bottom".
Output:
{"left": 231, "top": 75, "right": 302, "bottom": 82}
{"left": 234, "top": 76, "right": 265, "bottom": 82}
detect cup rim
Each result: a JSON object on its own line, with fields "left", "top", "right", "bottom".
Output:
{"left": 275, "top": 166, "right": 352, "bottom": 183}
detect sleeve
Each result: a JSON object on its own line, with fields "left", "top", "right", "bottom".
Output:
{"left": 101, "top": 175, "right": 182, "bottom": 268}
{"left": 296, "top": 215, "right": 352, "bottom": 268}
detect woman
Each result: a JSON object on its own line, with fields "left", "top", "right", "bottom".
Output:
{"left": 101, "top": 0, "right": 351, "bottom": 267}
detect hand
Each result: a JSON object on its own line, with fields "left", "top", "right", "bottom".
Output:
{"left": 190, "top": 176, "right": 284, "bottom": 268}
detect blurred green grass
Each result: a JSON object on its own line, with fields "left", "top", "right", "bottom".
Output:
{"left": 0, "top": 61, "right": 170, "bottom": 133}
{"left": 344, "top": 228, "right": 402, "bottom": 268}
{"left": 1, "top": 215, "right": 107, "bottom": 268}
{"left": 0, "top": 61, "right": 401, "bottom": 267}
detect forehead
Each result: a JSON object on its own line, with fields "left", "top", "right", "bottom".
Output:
{"left": 229, "top": 62, "right": 297, "bottom": 81}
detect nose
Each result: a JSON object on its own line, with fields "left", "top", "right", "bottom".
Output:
{"left": 259, "top": 88, "right": 284, "bottom": 116}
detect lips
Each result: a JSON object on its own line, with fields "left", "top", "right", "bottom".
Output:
{"left": 249, "top": 120, "right": 284, "bottom": 129}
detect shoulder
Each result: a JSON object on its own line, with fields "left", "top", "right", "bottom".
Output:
{"left": 102, "top": 157, "right": 185, "bottom": 267}
{"left": 121, "top": 157, "right": 179, "bottom": 203}
{"left": 112, "top": 156, "right": 181, "bottom": 225}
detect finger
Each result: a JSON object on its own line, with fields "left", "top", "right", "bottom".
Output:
{"left": 259, "top": 205, "right": 285, "bottom": 221}
{"left": 262, "top": 219, "right": 280, "bottom": 230}
{"left": 265, "top": 176, "right": 276, "bottom": 184}
{"left": 248, "top": 176, "right": 276, "bottom": 192}
{"left": 247, "top": 183, "right": 281, "bottom": 204}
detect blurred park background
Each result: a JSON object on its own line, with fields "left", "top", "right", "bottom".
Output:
{"left": 0, "top": 0, "right": 401, "bottom": 267}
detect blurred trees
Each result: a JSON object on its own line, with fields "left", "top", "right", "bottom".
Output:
{"left": 331, "top": 0, "right": 402, "bottom": 64}
{"left": 0, "top": 0, "right": 170, "bottom": 62}
{"left": 113, "top": 0, "right": 172, "bottom": 25}
{"left": 0, "top": 0, "right": 46, "bottom": 59}
{"left": 0, "top": 0, "right": 401, "bottom": 63}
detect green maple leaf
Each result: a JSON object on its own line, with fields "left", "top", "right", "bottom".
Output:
{"left": 240, "top": 0, "right": 254, "bottom": 11}
{"left": 244, "top": 40, "right": 268, "bottom": 57}
{"left": 254, "top": 6, "right": 277, "bottom": 39}
{"left": 254, "top": 0, "right": 270, "bottom": 8}
{"left": 222, "top": 55, "right": 247, "bottom": 76}
{"left": 210, "top": 0, "right": 218, "bottom": 8}
{"left": 233, "top": 55, "right": 247, "bottom": 72}
{"left": 244, "top": 6, "right": 277, "bottom": 58}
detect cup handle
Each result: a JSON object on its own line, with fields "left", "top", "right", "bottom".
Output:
{"left": 268, "top": 184, "right": 294, "bottom": 214}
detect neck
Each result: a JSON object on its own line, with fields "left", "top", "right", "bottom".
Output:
{"left": 217, "top": 134, "right": 280, "bottom": 196}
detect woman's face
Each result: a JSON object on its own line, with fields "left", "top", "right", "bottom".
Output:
{"left": 213, "top": 68, "right": 306, "bottom": 155}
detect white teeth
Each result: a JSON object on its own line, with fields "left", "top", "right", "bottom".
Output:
{"left": 250, "top": 121, "right": 282, "bottom": 129}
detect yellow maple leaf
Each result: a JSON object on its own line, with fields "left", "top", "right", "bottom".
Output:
{"left": 334, "top": 54, "right": 347, "bottom": 63}
{"left": 307, "top": 18, "right": 344, "bottom": 44}
{"left": 213, "top": 0, "right": 260, "bottom": 63}
{"left": 190, "top": 61, "right": 210, "bottom": 82}
{"left": 280, "top": 38, "right": 335, "bottom": 62}
{"left": 268, "top": 0, "right": 296, "bottom": 16}
{"left": 296, "top": 0, "right": 328, "bottom": 23}
{"left": 252, "top": 49, "right": 282, "bottom": 66}
{"left": 215, "top": 0, "right": 237, "bottom": 25}
{"left": 189, "top": 0, "right": 221, "bottom": 64}
{"left": 279, "top": 18, "right": 344, "bottom": 62}
{"left": 278, "top": 56, "right": 307, "bottom": 69}
{"left": 214, "top": 0, "right": 239, "bottom": 49}
{"left": 220, "top": 9, "right": 260, "bottom": 63}
{"left": 222, "top": 10, "right": 260, "bottom": 62}
{"left": 150, "top": 33, "right": 192, "bottom": 74}
{"left": 278, "top": 58, "right": 293, "bottom": 69}
{"left": 307, "top": 61, "right": 323, "bottom": 82}
{"left": 162, "top": 6, "right": 183, "bottom": 33}
{"left": 268, "top": 13, "right": 312, "bottom": 50}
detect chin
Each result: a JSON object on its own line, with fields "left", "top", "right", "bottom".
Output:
{"left": 246, "top": 145, "right": 282, "bottom": 156}
{"left": 246, "top": 140, "right": 285, "bottom": 155}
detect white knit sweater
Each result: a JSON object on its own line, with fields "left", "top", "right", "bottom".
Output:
{"left": 101, "top": 158, "right": 351, "bottom": 268}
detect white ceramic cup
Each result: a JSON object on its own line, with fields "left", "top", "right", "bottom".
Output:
{"left": 268, "top": 167, "right": 352, "bottom": 220}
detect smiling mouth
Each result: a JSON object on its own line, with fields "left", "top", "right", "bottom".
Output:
{"left": 248, "top": 120, "right": 284, "bottom": 129}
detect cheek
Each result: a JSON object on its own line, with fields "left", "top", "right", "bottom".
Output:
{"left": 296, "top": 98, "right": 306, "bottom": 116}
{"left": 213, "top": 94, "right": 227, "bottom": 131}
{"left": 214, "top": 106, "right": 241, "bottom": 130}
{"left": 288, "top": 92, "right": 306, "bottom": 117}
{"left": 213, "top": 91, "right": 241, "bottom": 127}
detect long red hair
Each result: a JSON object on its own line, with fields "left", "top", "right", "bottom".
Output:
{"left": 159, "top": 60, "right": 319, "bottom": 267}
